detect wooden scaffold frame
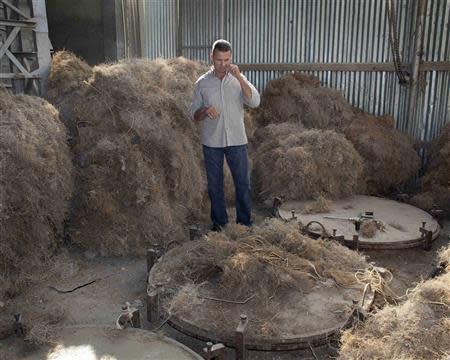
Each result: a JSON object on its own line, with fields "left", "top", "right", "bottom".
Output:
{"left": 0, "top": 0, "right": 51, "bottom": 95}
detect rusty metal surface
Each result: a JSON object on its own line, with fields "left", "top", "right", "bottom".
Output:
{"left": 147, "top": 260, "right": 376, "bottom": 351}
{"left": 153, "top": 296, "right": 374, "bottom": 351}
{"left": 314, "top": 220, "right": 440, "bottom": 250}
{"left": 280, "top": 195, "right": 441, "bottom": 250}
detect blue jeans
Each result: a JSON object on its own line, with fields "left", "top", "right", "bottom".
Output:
{"left": 203, "top": 144, "right": 252, "bottom": 227}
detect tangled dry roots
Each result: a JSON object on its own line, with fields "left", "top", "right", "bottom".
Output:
{"left": 47, "top": 50, "right": 92, "bottom": 101}
{"left": 152, "top": 219, "right": 372, "bottom": 338}
{"left": 46, "top": 51, "right": 93, "bottom": 145}
{"left": 252, "top": 124, "right": 364, "bottom": 201}
{"left": 360, "top": 219, "right": 385, "bottom": 238}
{"left": 410, "top": 123, "right": 450, "bottom": 214}
{"left": 257, "top": 73, "right": 354, "bottom": 130}
{"left": 302, "top": 194, "right": 333, "bottom": 214}
{"left": 254, "top": 73, "right": 420, "bottom": 195}
{"left": 344, "top": 116, "right": 420, "bottom": 194}
{"left": 0, "top": 90, "right": 73, "bottom": 299}
{"left": 438, "top": 245, "right": 450, "bottom": 268}
{"left": 47, "top": 53, "right": 211, "bottom": 255}
{"left": 339, "top": 245, "right": 450, "bottom": 360}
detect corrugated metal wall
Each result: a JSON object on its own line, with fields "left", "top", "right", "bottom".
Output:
{"left": 417, "top": 0, "right": 450, "bottom": 144}
{"left": 140, "top": 0, "right": 178, "bottom": 58}
{"left": 121, "top": 0, "right": 142, "bottom": 58}
{"left": 131, "top": 0, "right": 450, "bottom": 142}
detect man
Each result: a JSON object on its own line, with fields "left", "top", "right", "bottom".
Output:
{"left": 190, "top": 39, "right": 260, "bottom": 230}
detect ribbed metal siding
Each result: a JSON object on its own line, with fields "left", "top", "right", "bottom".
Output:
{"left": 222, "top": 0, "right": 415, "bottom": 64}
{"left": 182, "top": 0, "right": 222, "bottom": 62}
{"left": 140, "top": 0, "right": 177, "bottom": 59}
{"left": 137, "top": 0, "right": 450, "bottom": 141}
{"left": 122, "top": 0, "right": 142, "bottom": 58}
{"left": 415, "top": 0, "right": 450, "bottom": 142}
{"left": 221, "top": 0, "right": 416, "bottom": 134}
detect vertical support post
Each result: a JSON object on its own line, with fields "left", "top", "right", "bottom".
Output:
{"left": 423, "top": 230, "right": 432, "bottom": 251}
{"left": 146, "top": 248, "right": 158, "bottom": 273}
{"left": 146, "top": 283, "right": 160, "bottom": 324}
{"left": 31, "top": 0, "right": 51, "bottom": 95}
{"left": 0, "top": 2, "right": 7, "bottom": 88}
{"left": 9, "top": 0, "right": 20, "bottom": 93}
{"left": 176, "top": 0, "right": 182, "bottom": 56}
{"left": 420, "top": 222, "right": 433, "bottom": 251}
{"left": 146, "top": 248, "right": 160, "bottom": 323}
{"left": 407, "top": 0, "right": 427, "bottom": 138}
{"left": 235, "top": 314, "right": 248, "bottom": 360}
{"left": 352, "top": 235, "right": 359, "bottom": 251}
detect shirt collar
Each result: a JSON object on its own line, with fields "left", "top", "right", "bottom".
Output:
{"left": 209, "top": 67, "right": 231, "bottom": 82}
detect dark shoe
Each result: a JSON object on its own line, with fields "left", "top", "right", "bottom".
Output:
{"left": 211, "top": 223, "right": 224, "bottom": 232}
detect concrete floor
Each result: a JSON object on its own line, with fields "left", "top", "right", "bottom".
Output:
{"left": 0, "top": 220, "right": 448, "bottom": 360}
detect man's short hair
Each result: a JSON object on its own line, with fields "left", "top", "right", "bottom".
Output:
{"left": 212, "top": 39, "right": 232, "bottom": 53}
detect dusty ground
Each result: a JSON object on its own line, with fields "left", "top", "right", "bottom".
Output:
{"left": 0, "top": 218, "right": 448, "bottom": 360}
{"left": 366, "top": 219, "right": 450, "bottom": 297}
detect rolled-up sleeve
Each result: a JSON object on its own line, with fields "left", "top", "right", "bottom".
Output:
{"left": 241, "top": 75, "right": 260, "bottom": 108}
{"left": 190, "top": 82, "right": 204, "bottom": 119}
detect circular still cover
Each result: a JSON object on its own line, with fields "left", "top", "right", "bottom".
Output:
{"left": 279, "top": 195, "right": 440, "bottom": 249}
{"left": 148, "top": 220, "right": 375, "bottom": 351}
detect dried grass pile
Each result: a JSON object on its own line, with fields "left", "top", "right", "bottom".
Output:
{"left": 344, "top": 116, "right": 420, "bottom": 194}
{"left": 254, "top": 73, "right": 420, "bottom": 195}
{"left": 438, "top": 246, "right": 450, "bottom": 269}
{"left": 256, "top": 73, "right": 355, "bottom": 130}
{"left": 252, "top": 123, "right": 364, "bottom": 201}
{"left": 151, "top": 219, "right": 379, "bottom": 339}
{"left": 48, "top": 53, "right": 210, "bottom": 255}
{"left": 47, "top": 50, "right": 92, "bottom": 100}
{"left": 46, "top": 51, "right": 93, "bottom": 146}
{"left": 411, "top": 122, "right": 450, "bottom": 213}
{"left": 0, "top": 90, "right": 73, "bottom": 299}
{"left": 302, "top": 194, "right": 333, "bottom": 214}
{"left": 339, "top": 246, "right": 450, "bottom": 360}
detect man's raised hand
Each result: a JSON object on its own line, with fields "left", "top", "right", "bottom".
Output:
{"left": 229, "top": 64, "right": 241, "bottom": 79}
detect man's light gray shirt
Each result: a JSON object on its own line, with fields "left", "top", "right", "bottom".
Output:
{"left": 190, "top": 69, "right": 260, "bottom": 148}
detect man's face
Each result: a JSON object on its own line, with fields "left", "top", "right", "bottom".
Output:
{"left": 211, "top": 50, "right": 232, "bottom": 75}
